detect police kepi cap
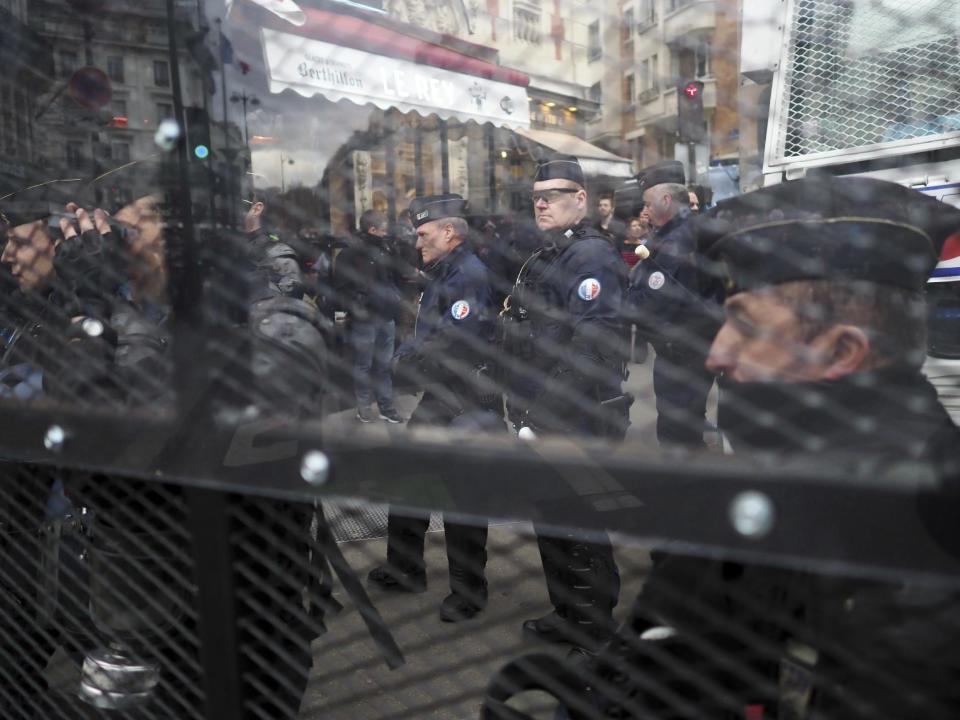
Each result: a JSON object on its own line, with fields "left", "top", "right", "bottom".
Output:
{"left": 636, "top": 161, "right": 685, "bottom": 194}
{"left": 0, "top": 179, "right": 83, "bottom": 229}
{"left": 697, "top": 176, "right": 960, "bottom": 294}
{"left": 408, "top": 193, "right": 466, "bottom": 229}
{"left": 534, "top": 155, "right": 585, "bottom": 187}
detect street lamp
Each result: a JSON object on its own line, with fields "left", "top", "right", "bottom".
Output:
{"left": 229, "top": 91, "right": 260, "bottom": 147}
{"left": 280, "top": 151, "right": 295, "bottom": 193}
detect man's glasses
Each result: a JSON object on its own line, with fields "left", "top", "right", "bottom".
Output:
{"left": 532, "top": 188, "right": 579, "bottom": 205}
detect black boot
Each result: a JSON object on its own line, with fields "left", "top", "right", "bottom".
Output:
{"left": 441, "top": 520, "right": 488, "bottom": 622}
{"left": 439, "top": 584, "right": 487, "bottom": 622}
{"left": 367, "top": 564, "right": 427, "bottom": 593}
{"left": 529, "top": 530, "right": 620, "bottom": 650}
{"left": 376, "top": 511, "right": 429, "bottom": 592}
{"left": 522, "top": 610, "right": 576, "bottom": 644}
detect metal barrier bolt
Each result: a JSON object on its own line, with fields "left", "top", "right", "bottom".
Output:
{"left": 301, "top": 451, "right": 330, "bottom": 486}
{"left": 81, "top": 317, "right": 105, "bottom": 338}
{"left": 44, "top": 425, "right": 67, "bottom": 452}
{"left": 729, "top": 491, "right": 775, "bottom": 538}
{"left": 518, "top": 427, "right": 538, "bottom": 442}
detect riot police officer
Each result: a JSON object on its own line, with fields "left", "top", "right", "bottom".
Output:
{"left": 482, "top": 175, "right": 960, "bottom": 720}
{"left": 367, "top": 194, "right": 502, "bottom": 622}
{"left": 501, "top": 156, "right": 628, "bottom": 651}
{"left": 628, "top": 161, "right": 720, "bottom": 447}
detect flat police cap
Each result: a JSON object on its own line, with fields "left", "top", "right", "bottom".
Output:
{"left": 0, "top": 156, "right": 165, "bottom": 232}
{"left": 636, "top": 160, "right": 685, "bottom": 194}
{"left": 0, "top": 179, "right": 84, "bottom": 230}
{"left": 408, "top": 193, "right": 466, "bottom": 229}
{"left": 534, "top": 155, "right": 585, "bottom": 187}
{"left": 696, "top": 176, "right": 960, "bottom": 294}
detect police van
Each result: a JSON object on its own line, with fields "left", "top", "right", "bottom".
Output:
{"left": 744, "top": 0, "right": 960, "bottom": 420}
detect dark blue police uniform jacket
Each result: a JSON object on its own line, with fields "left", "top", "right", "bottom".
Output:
{"left": 505, "top": 221, "right": 627, "bottom": 435}
{"left": 395, "top": 243, "right": 495, "bottom": 412}
{"left": 627, "top": 211, "right": 718, "bottom": 349}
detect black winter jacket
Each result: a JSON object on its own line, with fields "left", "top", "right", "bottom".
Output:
{"left": 332, "top": 232, "right": 403, "bottom": 323}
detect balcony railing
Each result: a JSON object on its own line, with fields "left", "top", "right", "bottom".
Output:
{"left": 636, "top": 14, "right": 658, "bottom": 33}
{"left": 663, "top": 0, "right": 716, "bottom": 44}
{"left": 637, "top": 85, "right": 661, "bottom": 104}
{"left": 634, "top": 77, "right": 716, "bottom": 125}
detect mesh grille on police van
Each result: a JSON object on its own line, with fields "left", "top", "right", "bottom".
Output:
{"left": 768, "top": 0, "right": 960, "bottom": 166}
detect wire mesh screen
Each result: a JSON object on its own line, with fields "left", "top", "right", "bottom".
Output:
{"left": 770, "top": 0, "right": 960, "bottom": 163}
{"left": 0, "top": 467, "right": 202, "bottom": 719}
{"left": 1, "top": 464, "right": 959, "bottom": 720}
{"left": 1, "top": 0, "right": 960, "bottom": 719}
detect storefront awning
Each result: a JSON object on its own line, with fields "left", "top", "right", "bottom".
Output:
{"left": 260, "top": 26, "right": 531, "bottom": 129}
{"left": 242, "top": 2, "right": 530, "bottom": 87}
{"left": 516, "top": 128, "right": 633, "bottom": 178}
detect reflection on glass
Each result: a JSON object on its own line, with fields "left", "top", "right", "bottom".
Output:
{"left": 0, "top": 0, "right": 954, "bottom": 442}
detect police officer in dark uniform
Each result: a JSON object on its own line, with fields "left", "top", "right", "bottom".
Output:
{"left": 695, "top": 176, "right": 960, "bottom": 718}
{"left": 482, "top": 175, "right": 960, "bottom": 720}
{"left": 368, "top": 194, "right": 502, "bottom": 622}
{"left": 501, "top": 156, "right": 628, "bottom": 651}
{"left": 628, "top": 161, "right": 720, "bottom": 447}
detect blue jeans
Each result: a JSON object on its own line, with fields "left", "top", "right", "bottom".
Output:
{"left": 351, "top": 319, "right": 396, "bottom": 410}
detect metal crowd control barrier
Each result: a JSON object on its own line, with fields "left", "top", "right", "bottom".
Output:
{"left": 0, "top": 393, "right": 958, "bottom": 719}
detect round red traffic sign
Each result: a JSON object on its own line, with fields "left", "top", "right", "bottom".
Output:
{"left": 68, "top": 67, "right": 113, "bottom": 110}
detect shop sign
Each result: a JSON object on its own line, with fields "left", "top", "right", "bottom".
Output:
{"left": 261, "top": 28, "right": 530, "bottom": 128}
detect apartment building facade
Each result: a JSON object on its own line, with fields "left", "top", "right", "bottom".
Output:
{"left": 589, "top": 0, "right": 741, "bottom": 188}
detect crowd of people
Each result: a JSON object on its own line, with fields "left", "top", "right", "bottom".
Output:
{"left": 1, "top": 152, "right": 959, "bottom": 719}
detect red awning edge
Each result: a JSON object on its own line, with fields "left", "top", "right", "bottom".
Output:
{"left": 235, "top": 1, "right": 530, "bottom": 87}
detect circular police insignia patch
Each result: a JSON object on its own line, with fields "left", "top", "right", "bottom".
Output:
{"left": 451, "top": 300, "right": 471, "bottom": 320}
{"left": 648, "top": 271, "right": 666, "bottom": 290}
{"left": 577, "top": 278, "right": 602, "bottom": 301}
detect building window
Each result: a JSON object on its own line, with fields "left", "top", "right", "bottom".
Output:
{"left": 623, "top": 72, "right": 635, "bottom": 106}
{"left": 622, "top": 9, "right": 634, "bottom": 44}
{"left": 657, "top": 132, "right": 673, "bottom": 160}
{"left": 66, "top": 140, "right": 85, "bottom": 167}
{"left": 14, "top": 90, "right": 27, "bottom": 159}
{"left": 513, "top": 1, "right": 541, "bottom": 44}
{"left": 60, "top": 50, "right": 78, "bottom": 78}
{"left": 588, "top": 20, "right": 602, "bottom": 61}
{"left": 110, "top": 99, "right": 127, "bottom": 118}
{"left": 638, "top": 0, "right": 656, "bottom": 29}
{"left": 107, "top": 56, "right": 125, "bottom": 83}
{"left": 671, "top": 49, "right": 683, "bottom": 78}
{"left": 153, "top": 60, "right": 170, "bottom": 87}
{"left": 156, "top": 102, "right": 173, "bottom": 124}
{"left": 589, "top": 82, "right": 602, "bottom": 104}
{"left": 1, "top": 85, "right": 12, "bottom": 155}
{"left": 695, "top": 38, "right": 712, "bottom": 77}
{"left": 111, "top": 143, "right": 131, "bottom": 163}
{"left": 668, "top": 0, "right": 695, "bottom": 11}
{"left": 639, "top": 54, "right": 659, "bottom": 99}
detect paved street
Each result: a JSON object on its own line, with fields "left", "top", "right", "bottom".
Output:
{"left": 304, "top": 355, "right": 718, "bottom": 719}
{"left": 42, "top": 356, "right": 716, "bottom": 719}
{"left": 302, "top": 523, "right": 654, "bottom": 720}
